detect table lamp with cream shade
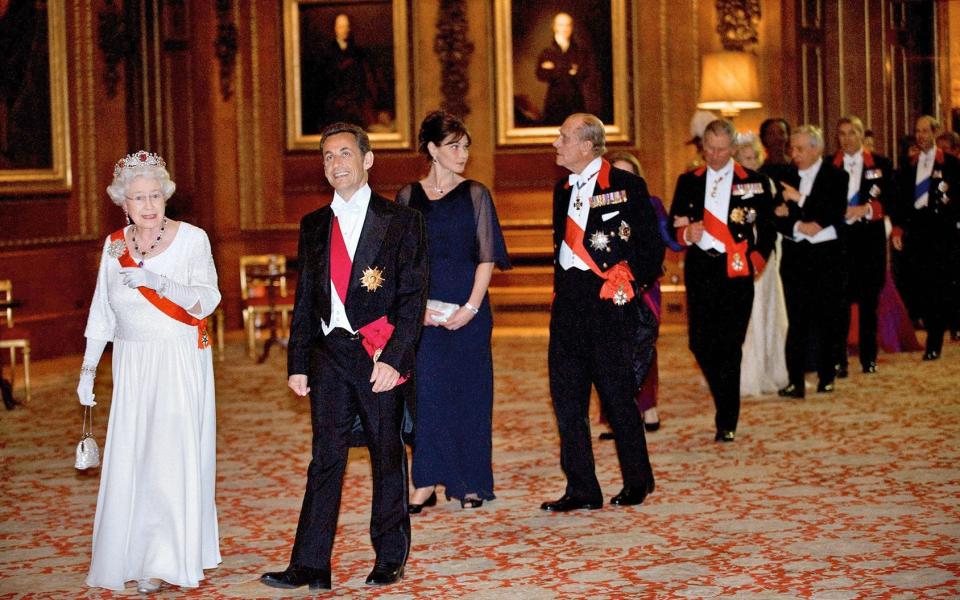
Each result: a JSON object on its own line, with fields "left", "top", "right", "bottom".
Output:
{"left": 697, "top": 51, "right": 763, "bottom": 118}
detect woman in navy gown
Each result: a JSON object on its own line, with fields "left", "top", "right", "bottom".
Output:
{"left": 396, "top": 111, "right": 510, "bottom": 511}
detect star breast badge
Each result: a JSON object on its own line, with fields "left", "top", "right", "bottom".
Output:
{"left": 729, "top": 207, "right": 746, "bottom": 224}
{"left": 360, "top": 266, "right": 385, "bottom": 292}
{"left": 589, "top": 231, "right": 611, "bottom": 252}
{"left": 107, "top": 238, "right": 128, "bottom": 258}
{"left": 618, "top": 220, "right": 631, "bottom": 241}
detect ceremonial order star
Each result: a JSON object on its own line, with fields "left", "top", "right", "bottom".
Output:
{"left": 360, "top": 266, "right": 385, "bottom": 292}
{"left": 589, "top": 231, "right": 610, "bottom": 251}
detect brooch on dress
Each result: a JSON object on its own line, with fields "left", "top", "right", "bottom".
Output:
{"left": 107, "top": 239, "right": 128, "bottom": 258}
{"left": 360, "top": 266, "right": 385, "bottom": 292}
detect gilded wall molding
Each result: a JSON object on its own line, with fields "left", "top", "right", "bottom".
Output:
{"left": 435, "top": 0, "right": 474, "bottom": 117}
{"left": 96, "top": 0, "right": 134, "bottom": 98}
{"left": 215, "top": 0, "right": 238, "bottom": 101}
{"left": 716, "top": 0, "right": 761, "bottom": 51}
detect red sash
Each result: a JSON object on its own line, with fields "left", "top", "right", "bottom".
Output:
{"left": 701, "top": 210, "right": 749, "bottom": 278}
{"left": 330, "top": 216, "right": 351, "bottom": 304}
{"left": 109, "top": 229, "right": 209, "bottom": 349}
{"left": 563, "top": 216, "right": 636, "bottom": 305}
{"left": 357, "top": 316, "right": 409, "bottom": 385}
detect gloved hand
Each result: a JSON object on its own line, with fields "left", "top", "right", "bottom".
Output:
{"left": 77, "top": 371, "right": 96, "bottom": 406}
{"left": 118, "top": 267, "right": 201, "bottom": 313}
{"left": 119, "top": 266, "right": 163, "bottom": 291}
{"left": 77, "top": 339, "right": 107, "bottom": 407}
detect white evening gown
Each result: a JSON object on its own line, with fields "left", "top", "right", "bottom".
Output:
{"left": 84, "top": 222, "right": 222, "bottom": 590}
{"left": 740, "top": 235, "right": 790, "bottom": 396}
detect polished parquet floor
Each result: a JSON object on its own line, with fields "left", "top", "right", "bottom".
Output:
{"left": 1, "top": 326, "right": 958, "bottom": 598}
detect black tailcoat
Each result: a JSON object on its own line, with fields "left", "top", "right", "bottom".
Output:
{"left": 668, "top": 161, "right": 776, "bottom": 432}
{"left": 547, "top": 159, "right": 663, "bottom": 502}
{"left": 285, "top": 191, "right": 428, "bottom": 572}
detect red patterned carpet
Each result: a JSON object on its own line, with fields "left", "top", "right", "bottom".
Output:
{"left": 1, "top": 326, "right": 959, "bottom": 598}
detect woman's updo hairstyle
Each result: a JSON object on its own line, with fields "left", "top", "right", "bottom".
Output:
{"left": 417, "top": 110, "right": 471, "bottom": 161}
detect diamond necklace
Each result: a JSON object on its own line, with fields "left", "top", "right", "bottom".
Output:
{"left": 132, "top": 217, "right": 167, "bottom": 267}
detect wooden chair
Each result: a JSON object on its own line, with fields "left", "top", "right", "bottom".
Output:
{"left": 239, "top": 255, "right": 294, "bottom": 358}
{"left": 208, "top": 306, "right": 226, "bottom": 360}
{"left": 0, "top": 280, "right": 31, "bottom": 404}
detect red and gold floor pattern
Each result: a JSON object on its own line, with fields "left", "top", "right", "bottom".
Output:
{"left": 1, "top": 328, "right": 958, "bottom": 598}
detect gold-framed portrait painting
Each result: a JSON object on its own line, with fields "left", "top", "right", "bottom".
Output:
{"left": 0, "top": 0, "right": 71, "bottom": 194}
{"left": 494, "top": 0, "right": 629, "bottom": 146}
{"left": 283, "top": 0, "right": 411, "bottom": 150}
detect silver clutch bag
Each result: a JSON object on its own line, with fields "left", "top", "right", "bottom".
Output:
{"left": 74, "top": 406, "right": 101, "bottom": 470}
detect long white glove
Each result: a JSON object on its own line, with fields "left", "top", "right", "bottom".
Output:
{"left": 119, "top": 266, "right": 200, "bottom": 314}
{"left": 77, "top": 338, "right": 107, "bottom": 406}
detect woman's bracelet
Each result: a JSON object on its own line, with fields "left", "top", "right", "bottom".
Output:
{"left": 80, "top": 364, "right": 97, "bottom": 378}
{"left": 463, "top": 302, "right": 479, "bottom": 315}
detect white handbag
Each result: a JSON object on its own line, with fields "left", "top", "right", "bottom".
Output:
{"left": 74, "top": 406, "right": 101, "bottom": 470}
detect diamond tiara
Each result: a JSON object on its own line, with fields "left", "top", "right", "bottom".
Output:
{"left": 113, "top": 150, "right": 167, "bottom": 178}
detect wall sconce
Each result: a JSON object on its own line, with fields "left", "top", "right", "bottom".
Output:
{"left": 697, "top": 51, "right": 763, "bottom": 117}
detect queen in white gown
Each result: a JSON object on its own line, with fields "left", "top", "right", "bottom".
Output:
{"left": 735, "top": 138, "right": 789, "bottom": 395}
{"left": 78, "top": 151, "right": 222, "bottom": 592}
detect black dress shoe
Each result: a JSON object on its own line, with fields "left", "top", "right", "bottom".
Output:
{"left": 460, "top": 497, "right": 483, "bottom": 509}
{"left": 261, "top": 566, "right": 332, "bottom": 590}
{"left": 598, "top": 431, "right": 616, "bottom": 441}
{"left": 817, "top": 380, "right": 835, "bottom": 393}
{"left": 862, "top": 362, "right": 877, "bottom": 374}
{"left": 365, "top": 561, "right": 404, "bottom": 586}
{"left": 408, "top": 491, "right": 437, "bottom": 514}
{"left": 922, "top": 350, "right": 941, "bottom": 361}
{"left": 610, "top": 481, "right": 654, "bottom": 506}
{"left": 540, "top": 494, "right": 602, "bottom": 512}
{"left": 714, "top": 430, "right": 736, "bottom": 442}
{"left": 835, "top": 364, "right": 849, "bottom": 379}
{"left": 644, "top": 420, "right": 661, "bottom": 432}
{"left": 778, "top": 383, "right": 804, "bottom": 399}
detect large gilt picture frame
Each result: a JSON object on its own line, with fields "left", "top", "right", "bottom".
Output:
{"left": 283, "top": 0, "right": 411, "bottom": 150}
{"left": 0, "top": 0, "right": 71, "bottom": 193}
{"left": 494, "top": 0, "right": 629, "bottom": 145}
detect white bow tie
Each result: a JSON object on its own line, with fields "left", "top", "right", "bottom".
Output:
{"left": 569, "top": 170, "right": 599, "bottom": 189}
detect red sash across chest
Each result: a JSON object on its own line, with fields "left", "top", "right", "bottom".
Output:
{"left": 109, "top": 229, "right": 209, "bottom": 349}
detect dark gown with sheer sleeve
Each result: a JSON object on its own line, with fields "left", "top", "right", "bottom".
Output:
{"left": 396, "top": 179, "right": 510, "bottom": 501}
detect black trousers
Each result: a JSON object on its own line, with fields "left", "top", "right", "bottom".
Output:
{"left": 684, "top": 247, "right": 754, "bottom": 432}
{"left": 837, "top": 264, "right": 883, "bottom": 369}
{"left": 548, "top": 268, "right": 654, "bottom": 503}
{"left": 781, "top": 239, "right": 844, "bottom": 389}
{"left": 290, "top": 333, "right": 410, "bottom": 571}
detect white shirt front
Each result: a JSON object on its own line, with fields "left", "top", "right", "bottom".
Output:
{"left": 914, "top": 147, "right": 936, "bottom": 208}
{"left": 843, "top": 149, "right": 873, "bottom": 223}
{"left": 793, "top": 157, "right": 837, "bottom": 243}
{"left": 558, "top": 156, "right": 602, "bottom": 271}
{"left": 322, "top": 184, "right": 371, "bottom": 335}
{"left": 697, "top": 159, "right": 734, "bottom": 253}
{"left": 843, "top": 150, "right": 863, "bottom": 203}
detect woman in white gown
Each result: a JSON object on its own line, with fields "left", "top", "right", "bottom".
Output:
{"left": 734, "top": 136, "right": 789, "bottom": 395}
{"left": 77, "top": 151, "right": 222, "bottom": 593}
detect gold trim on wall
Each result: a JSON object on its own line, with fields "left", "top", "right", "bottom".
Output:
{"left": 282, "top": 0, "right": 412, "bottom": 150}
{"left": 0, "top": 1, "right": 72, "bottom": 194}
{"left": 493, "top": 0, "right": 630, "bottom": 145}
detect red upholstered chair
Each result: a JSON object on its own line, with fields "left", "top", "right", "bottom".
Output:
{"left": 239, "top": 255, "right": 294, "bottom": 358}
{"left": 0, "top": 280, "right": 31, "bottom": 404}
